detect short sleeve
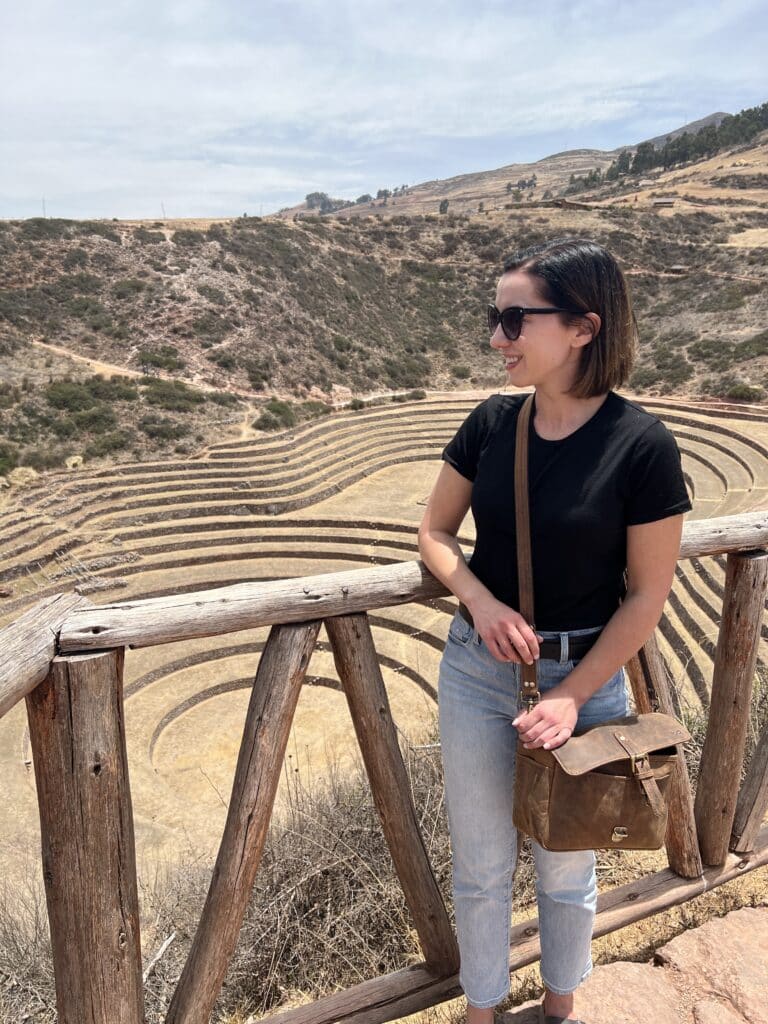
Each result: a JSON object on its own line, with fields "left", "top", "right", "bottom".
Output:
{"left": 441, "top": 399, "right": 493, "bottom": 482}
{"left": 625, "top": 420, "right": 692, "bottom": 525}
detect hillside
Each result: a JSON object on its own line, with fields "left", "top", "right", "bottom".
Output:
{"left": 1, "top": 130, "right": 768, "bottom": 482}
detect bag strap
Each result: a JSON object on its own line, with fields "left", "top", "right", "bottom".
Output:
{"left": 515, "top": 394, "right": 539, "bottom": 709}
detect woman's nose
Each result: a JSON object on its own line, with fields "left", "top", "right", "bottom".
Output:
{"left": 489, "top": 324, "right": 508, "bottom": 348}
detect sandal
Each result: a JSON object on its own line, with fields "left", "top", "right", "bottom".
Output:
{"left": 537, "top": 1000, "right": 586, "bottom": 1024}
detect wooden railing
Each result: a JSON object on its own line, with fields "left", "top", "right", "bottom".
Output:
{"left": 2, "top": 509, "right": 768, "bottom": 1024}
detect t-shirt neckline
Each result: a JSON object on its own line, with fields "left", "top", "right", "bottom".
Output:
{"left": 530, "top": 391, "right": 613, "bottom": 445}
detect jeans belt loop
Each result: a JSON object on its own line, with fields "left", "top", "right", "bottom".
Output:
{"left": 559, "top": 632, "right": 568, "bottom": 665}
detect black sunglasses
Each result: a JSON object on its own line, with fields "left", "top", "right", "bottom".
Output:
{"left": 487, "top": 304, "right": 585, "bottom": 341}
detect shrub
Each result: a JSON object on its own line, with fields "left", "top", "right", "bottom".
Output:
{"left": 172, "top": 229, "right": 204, "bottom": 248}
{"left": 0, "top": 442, "right": 19, "bottom": 475}
{"left": 113, "top": 278, "right": 147, "bottom": 300}
{"left": 20, "top": 217, "right": 71, "bottom": 240}
{"left": 197, "top": 284, "right": 227, "bottom": 306}
{"left": 242, "top": 356, "right": 274, "bottom": 390}
{"left": 254, "top": 398, "right": 296, "bottom": 430}
{"left": 45, "top": 379, "right": 97, "bottom": 412}
{"left": 83, "top": 430, "right": 134, "bottom": 459}
{"left": 134, "top": 226, "right": 165, "bottom": 244}
{"left": 725, "top": 383, "right": 764, "bottom": 402}
{"left": 734, "top": 329, "right": 768, "bottom": 361}
{"left": 208, "top": 349, "right": 236, "bottom": 370}
{"left": 137, "top": 346, "right": 185, "bottom": 372}
{"left": 85, "top": 375, "right": 139, "bottom": 402}
{"left": 208, "top": 391, "right": 240, "bottom": 406}
{"left": 139, "top": 414, "right": 189, "bottom": 440}
{"left": 141, "top": 378, "right": 206, "bottom": 412}
{"left": 391, "top": 388, "right": 427, "bottom": 403}
{"left": 77, "top": 221, "right": 120, "bottom": 243}
{"left": 73, "top": 404, "right": 117, "bottom": 433}
{"left": 451, "top": 365, "right": 471, "bottom": 379}
{"left": 192, "top": 311, "right": 231, "bottom": 343}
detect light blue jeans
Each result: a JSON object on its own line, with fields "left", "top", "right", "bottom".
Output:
{"left": 438, "top": 610, "right": 630, "bottom": 1008}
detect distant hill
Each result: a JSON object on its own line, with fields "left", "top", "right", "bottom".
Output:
{"left": 277, "top": 112, "right": 737, "bottom": 221}
{"left": 636, "top": 111, "right": 732, "bottom": 150}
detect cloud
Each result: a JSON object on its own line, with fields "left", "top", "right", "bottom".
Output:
{"left": 0, "top": 0, "right": 766, "bottom": 217}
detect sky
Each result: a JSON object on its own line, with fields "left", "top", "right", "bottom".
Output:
{"left": 1, "top": 0, "right": 766, "bottom": 221}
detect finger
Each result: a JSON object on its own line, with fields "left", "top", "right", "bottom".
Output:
{"left": 505, "top": 627, "right": 535, "bottom": 664}
{"left": 542, "top": 727, "right": 573, "bottom": 751}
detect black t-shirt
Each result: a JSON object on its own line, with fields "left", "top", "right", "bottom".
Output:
{"left": 442, "top": 391, "right": 692, "bottom": 631}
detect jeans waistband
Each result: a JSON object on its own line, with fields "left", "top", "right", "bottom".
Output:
{"left": 456, "top": 603, "right": 603, "bottom": 662}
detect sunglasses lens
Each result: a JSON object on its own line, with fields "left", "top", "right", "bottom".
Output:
{"left": 488, "top": 306, "right": 522, "bottom": 340}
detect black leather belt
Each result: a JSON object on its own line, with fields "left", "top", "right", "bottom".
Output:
{"left": 457, "top": 603, "right": 602, "bottom": 661}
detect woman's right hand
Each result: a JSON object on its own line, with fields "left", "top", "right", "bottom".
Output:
{"left": 468, "top": 595, "right": 542, "bottom": 664}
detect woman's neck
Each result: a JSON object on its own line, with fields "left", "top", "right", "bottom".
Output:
{"left": 532, "top": 389, "right": 609, "bottom": 441}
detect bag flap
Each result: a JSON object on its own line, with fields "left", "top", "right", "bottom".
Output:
{"left": 550, "top": 713, "right": 691, "bottom": 776}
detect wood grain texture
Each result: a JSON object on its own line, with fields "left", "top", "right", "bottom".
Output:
{"left": 165, "top": 619, "right": 322, "bottom": 1024}
{"left": 731, "top": 721, "right": 768, "bottom": 853}
{"left": 25, "top": 649, "right": 144, "bottom": 1024}
{"left": 695, "top": 550, "right": 768, "bottom": 866}
{"left": 326, "top": 613, "right": 459, "bottom": 974}
{"left": 56, "top": 511, "right": 768, "bottom": 652}
{"left": 626, "top": 632, "right": 703, "bottom": 879}
{"left": 0, "top": 591, "right": 89, "bottom": 720}
{"left": 262, "top": 826, "right": 768, "bottom": 1024}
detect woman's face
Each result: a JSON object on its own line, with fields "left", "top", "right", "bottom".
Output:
{"left": 490, "top": 270, "right": 589, "bottom": 391}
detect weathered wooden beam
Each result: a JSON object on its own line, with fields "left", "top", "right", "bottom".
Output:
{"left": 695, "top": 550, "right": 768, "bottom": 865}
{"left": 25, "top": 649, "right": 144, "bottom": 1024}
{"left": 56, "top": 511, "right": 768, "bottom": 652}
{"left": 261, "top": 825, "right": 768, "bottom": 1024}
{"left": 731, "top": 721, "right": 768, "bottom": 854}
{"left": 165, "top": 619, "right": 322, "bottom": 1024}
{"left": 326, "top": 613, "right": 459, "bottom": 975}
{"left": 0, "top": 592, "right": 89, "bottom": 720}
{"left": 626, "top": 633, "right": 702, "bottom": 879}
{"left": 677, "top": 509, "right": 768, "bottom": 559}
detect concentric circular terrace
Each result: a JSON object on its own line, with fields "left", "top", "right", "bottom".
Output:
{"left": 2, "top": 390, "right": 768, "bottom": 873}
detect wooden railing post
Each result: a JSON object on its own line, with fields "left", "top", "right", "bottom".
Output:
{"left": 166, "top": 618, "right": 322, "bottom": 1024}
{"left": 731, "top": 722, "right": 768, "bottom": 854}
{"left": 626, "top": 632, "right": 703, "bottom": 879}
{"left": 694, "top": 550, "right": 768, "bottom": 866}
{"left": 325, "top": 612, "right": 459, "bottom": 975}
{"left": 25, "top": 649, "right": 144, "bottom": 1024}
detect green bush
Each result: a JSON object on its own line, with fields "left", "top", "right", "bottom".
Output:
{"left": 137, "top": 345, "right": 185, "bottom": 372}
{"left": 687, "top": 338, "right": 735, "bottom": 372}
{"left": 451, "top": 365, "right": 471, "bottom": 379}
{"left": 699, "top": 282, "right": 761, "bottom": 312}
{"left": 0, "top": 442, "right": 19, "bottom": 475}
{"left": 734, "top": 329, "right": 768, "bottom": 361}
{"left": 139, "top": 414, "right": 189, "bottom": 440}
{"left": 197, "top": 284, "right": 227, "bottom": 305}
{"left": 391, "top": 388, "right": 428, "bottom": 403}
{"left": 134, "top": 226, "right": 165, "bottom": 244}
{"left": 73, "top": 404, "right": 117, "bottom": 433}
{"left": 208, "top": 391, "right": 240, "bottom": 406}
{"left": 85, "top": 375, "right": 139, "bottom": 402}
{"left": 113, "top": 278, "right": 146, "bottom": 300}
{"left": 141, "top": 378, "right": 206, "bottom": 412}
{"left": 253, "top": 398, "right": 296, "bottom": 431}
{"left": 192, "top": 311, "right": 231, "bottom": 343}
{"left": 83, "top": 430, "right": 134, "bottom": 459}
{"left": 45, "top": 379, "right": 98, "bottom": 411}
{"left": 77, "top": 222, "right": 120, "bottom": 243}
{"left": 172, "top": 229, "right": 204, "bottom": 248}
{"left": 243, "top": 356, "right": 274, "bottom": 389}
{"left": 20, "top": 218, "right": 71, "bottom": 240}
{"left": 208, "top": 349, "right": 236, "bottom": 370}
{"left": 725, "top": 383, "right": 764, "bottom": 402}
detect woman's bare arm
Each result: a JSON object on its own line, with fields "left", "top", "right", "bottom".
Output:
{"left": 417, "top": 463, "right": 540, "bottom": 664}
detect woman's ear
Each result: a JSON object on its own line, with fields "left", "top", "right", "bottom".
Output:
{"left": 574, "top": 312, "right": 601, "bottom": 346}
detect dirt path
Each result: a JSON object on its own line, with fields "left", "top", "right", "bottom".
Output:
{"left": 31, "top": 338, "right": 143, "bottom": 379}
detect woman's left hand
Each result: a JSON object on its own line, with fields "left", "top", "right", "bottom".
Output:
{"left": 512, "top": 688, "right": 579, "bottom": 750}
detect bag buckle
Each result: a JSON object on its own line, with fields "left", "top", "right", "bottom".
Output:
{"left": 520, "top": 681, "right": 540, "bottom": 711}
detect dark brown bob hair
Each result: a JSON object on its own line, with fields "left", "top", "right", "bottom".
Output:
{"left": 503, "top": 237, "right": 637, "bottom": 398}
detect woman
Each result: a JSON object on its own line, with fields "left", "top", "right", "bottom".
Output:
{"left": 417, "top": 238, "right": 691, "bottom": 1024}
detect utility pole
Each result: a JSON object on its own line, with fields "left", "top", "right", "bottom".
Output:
{"left": 161, "top": 202, "right": 166, "bottom": 220}
{"left": 42, "top": 196, "right": 46, "bottom": 218}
